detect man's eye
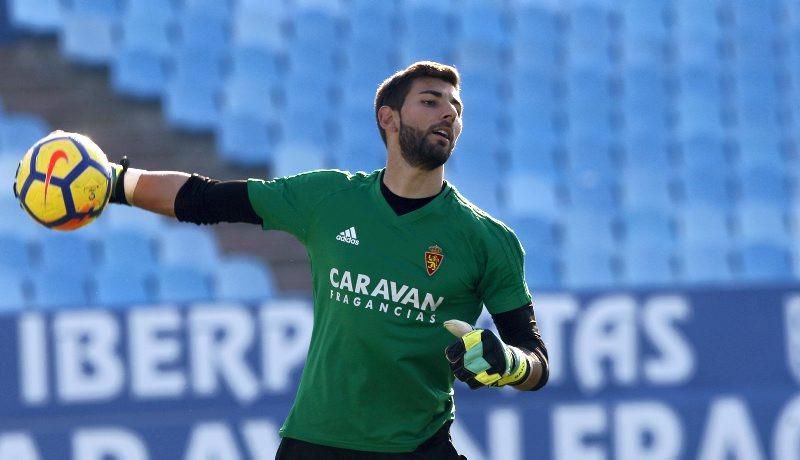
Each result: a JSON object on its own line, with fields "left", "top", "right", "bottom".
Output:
{"left": 422, "top": 100, "right": 435, "bottom": 105}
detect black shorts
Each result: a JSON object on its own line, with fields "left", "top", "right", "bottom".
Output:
{"left": 275, "top": 422, "right": 467, "bottom": 460}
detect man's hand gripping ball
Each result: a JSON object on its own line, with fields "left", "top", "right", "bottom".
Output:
{"left": 444, "top": 320, "right": 530, "bottom": 389}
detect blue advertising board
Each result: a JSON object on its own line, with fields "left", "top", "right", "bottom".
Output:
{"left": 0, "top": 288, "right": 799, "bottom": 459}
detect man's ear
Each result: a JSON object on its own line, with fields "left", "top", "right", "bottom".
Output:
{"left": 377, "top": 106, "right": 399, "bottom": 134}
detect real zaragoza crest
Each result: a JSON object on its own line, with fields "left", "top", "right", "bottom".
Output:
{"left": 425, "top": 245, "right": 444, "bottom": 276}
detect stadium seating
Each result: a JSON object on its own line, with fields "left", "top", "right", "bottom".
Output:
{"left": 215, "top": 256, "right": 276, "bottom": 303}
{"left": 32, "top": 269, "right": 90, "bottom": 309}
{"left": 154, "top": 265, "right": 212, "bottom": 304}
{"left": 158, "top": 226, "right": 221, "bottom": 275}
{"left": 93, "top": 269, "right": 152, "bottom": 307}
{"left": 10, "top": 0, "right": 800, "bottom": 294}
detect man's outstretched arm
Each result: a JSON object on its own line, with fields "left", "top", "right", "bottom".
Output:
{"left": 111, "top": 160, "right": 261, "bottom": 225}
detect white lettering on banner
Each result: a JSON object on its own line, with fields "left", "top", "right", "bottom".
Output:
{"left": 615, "top": 402, "right": 682, "bottom": 460}
{"left": 241, "top": 420, "right": 281, "bottom": 460}
{"left": 55, "top": 311, "right": 124, "bottom": 403}
{"left": 189, "top": 305, "right": 259, "bottom": 403}
{"left": 184, "top": 422, "right": 242, "bottom": 460}
{"left": 553, "top": 404, "right": 606, "bottom": 460}
{"left": 130, "top": 308, "right": 186, "bottom": 399}
{"left": 0, "top": 432, "right": 40, "bottom": 460}
{"left": 451, "top": 408, "right": 521, "bottom": 460}
{"left": 19, "top": 314, "right": 48, "bottom": 405}
{"left": 698, "top": 398, "right": 765, "bottom": 460}
{"left": 259, "top": 300, "right": 313, "bottom": 392}
{"left": 773, "top": 394, "right": 800, "bottom": 460}
{"left": 536, "top": 294, "right": 694, "bottom": 390}
{"left": 642, "top": 297, "right": 694, "bottom": 384}
{"left": 551, "top": 398, "right": 800, "bottom": 460}
{"left": 575, "top": 295, "right": 638, "bottom": 392}
{"left": 73, "top": 428, "right": 148, "bottom": 460}
{"left": 783, "top": 296, "right": 800, "bottom": 385}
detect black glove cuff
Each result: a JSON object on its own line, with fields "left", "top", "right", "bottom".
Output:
{"left": 110, "top": 156, "right": 131, "bottom": 206}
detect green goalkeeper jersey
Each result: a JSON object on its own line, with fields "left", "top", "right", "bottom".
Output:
{"left": 247, "top": 169, "right": 531, "bottom": 453}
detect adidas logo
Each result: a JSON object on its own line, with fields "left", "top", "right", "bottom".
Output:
{"left": 336, "top": 226, "right": 360, "bottom": 246}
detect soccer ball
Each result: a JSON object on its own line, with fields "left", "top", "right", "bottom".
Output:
{"left": 13, "top": 131, "right": 112, "bottom": 231}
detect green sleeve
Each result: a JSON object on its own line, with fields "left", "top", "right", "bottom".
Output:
{"left": 246, "top": 170, "right": 351, "bottom": 242}
{"left": 477, "top": 223, "right": 532, "bottom": 314}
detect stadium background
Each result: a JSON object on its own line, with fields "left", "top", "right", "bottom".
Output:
{"left": 0, "top": 0, "right": 799, "bottom": 458}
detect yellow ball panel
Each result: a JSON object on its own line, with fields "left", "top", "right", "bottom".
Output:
{"left": 14, "top": 155, "right": 31, "bottom": 198}
{"left": 33, "top": 138, "right": 83, "bottom": 179}
{"left": 70, "top": 167, "right": 109, "bottom": 214}
{"left": 23, "top": 180, "right": 68, "bottom": 223}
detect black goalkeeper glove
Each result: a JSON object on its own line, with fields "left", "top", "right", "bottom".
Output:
{"left": 444, "top": 319, "right": 530, "bottom": 389}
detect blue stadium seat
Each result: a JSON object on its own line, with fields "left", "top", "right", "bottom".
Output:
{"left": 292, "top": 9, "right": 341, "bottom": 45}
{"left": 272, "top": 142, "right": 327, "bottom": 178}
{"left": 620, "top": 169, "right": 673, "bottom": 211}
{"left": 40, "top": 233, "right": 94, "bottom": 274}
{"left": 565, "top": 167, "right": 617, "bottom": 211}
{"left": 512, "top": 5, "right": 561, "bottom": 72}
{"left": 117, "top": 9, "right": 174, "bottom": 56}
{"left": 680, "top": 168, "right": 732, "bottom": 208}
{"left": 104, "top": 205, "right": 167, "bottom": 238}
{"left": 738, "top": 242, "right": 793, "bottom": 282}
{"left": 738, "top": 166, "right": 789, "bottom": 206}
{"left": 159, "top": 226, "right": 220, "bottom": 275}
{"left": 621, "top": 208, "right": 674, "bottom": 248}
{"left": 184, "top": 0, "right": 231, "bottom": 17}
{"left": 730, "top": 0, "right": 781, "bottom": 34}
{"left": 679, "top": 134, "right": 728, "bottom": 172}
{"left": 215, "top": 256, "right": 276, "bottom": 302}
{"left": 0, "top": 114, "right": 49, "bottom": 157}
{"left": 221, "top": 76, "right": 278, "bottom": 122}
{"left": 123, "top": 0, "right": 176, "bottom": 21}
{"left": 561, "top": 248, "right": 616, "bottom": 289}
{"left": 506, "top": 215, "right": 557, "bottom": 251}
{"left": 508, "top": 132, "right": 560, "bottom": 179}
{"left": 735, "top": 130, "right": 785, "bottom": 170}
{"left": 176, "top": 11, "right": 228, "bottom": 52}
{"left": 32, "top": 270, "right": 90, "bottom": 310}
{"left": 334, "top": 109, "right": 385, "bottom": 173}
{"left": 621, "top": 244, "right": 675, "bottom": 286}
{"left": 231, "top": 2, "right": 287, "bottom": 50}
{"left": 0, "top": 233, "right": 33, "bottom": 276}
{"left": 673, "top": 0, "right": 721, "bottom": 38}
{"left": 402, "top": 7, "right": 453, "bottom": 63}
{"left": 525, "top": 251, "right": 560, "bottom": 290}
{"left": 154, "top": 266, "right": 212, "bottom": 304}
{"left": 0, "top": 196, "right": 41, "bottom": 239}
{"left": 349, "top": 1, "right": 396, "bottom": 43}
{"left": 677, "top": 205, "right": 731, "bottom": 245}
{"left": 449, "top": 173, "right": 502, "bottom": 216}
{"left": 0, "top": 270, "right": 27, "bottom": 312}
{"left": 679, "top": 243, "right": 734, "bottom": 284}
{"left": 565, "top": 133, "right": 616, "bottom": 179}
{"left": 566, "top": 4, "right": 613, "bottom": 69}
{"left": 8, "top": 0, "right": 63, "bottom": 33}
{"left": 504, "top": 172, "right": 560, "bottom": 219}
{"left": 622, "top": 130, "right": 672, "bottom": 173}
{"left": 59, "top": 0, "right": 122, "bottom": 65}
{"left": 561, "top": 210, "right": 616, "bottom": 251}
{"left": 622, "top": 66, "right": 669, "bottom": 118}
{"left": 228, "top": 45, "right": 281, "bottom": 80}
{"left": 92, "top": 269, "right": 152, "bottom": 308}
{"left": 112, "top": 49, "right": 169, "bottom": 99}
{"left": 164, "top": 46, "right": 224, "bottom": 131}
{"left": 735, "top": 204, "right": 789, "bottom": 246}
{"left": 216, "top": 115, "right": 275, "bottom": 167}
{"left": 620, "top": 0, "right": 669, "bottom": 63}
{"left": 460, "top": 2, "right": 509, "bottom": 49}
{"left": 98, "top": 229, "right": 156, "bottom": 275}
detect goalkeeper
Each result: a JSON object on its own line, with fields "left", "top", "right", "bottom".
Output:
{"left": 107, "top": 61, "right": 549, "bottom": 459}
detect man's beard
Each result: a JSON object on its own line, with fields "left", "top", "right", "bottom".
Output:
{"left": 398, "top": 119, "right": 454, "bottom": 171}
